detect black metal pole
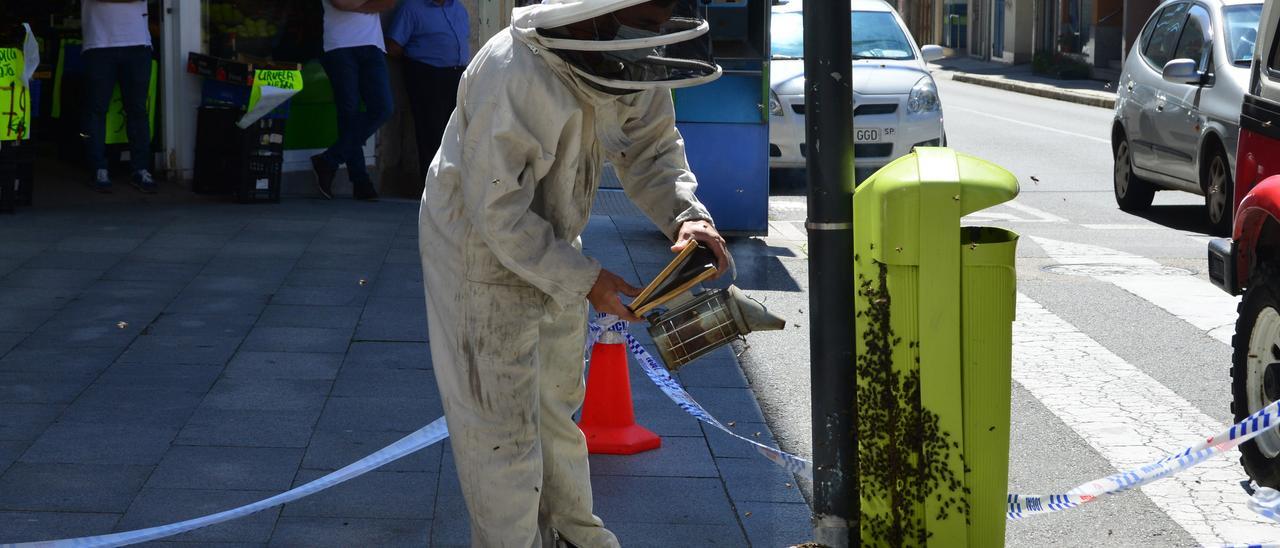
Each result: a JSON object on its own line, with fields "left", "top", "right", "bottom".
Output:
{"left": 804, "top": 0, "right": 857, "bottom": 545}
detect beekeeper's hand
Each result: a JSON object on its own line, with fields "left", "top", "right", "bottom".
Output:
{"left": 672, "top": 219, "right": 729, "bottom": 279}
{"left": 588, "top": 268, "right": 643, "bottom": 322}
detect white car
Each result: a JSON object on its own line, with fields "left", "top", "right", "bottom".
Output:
{"left": 769, "top": 0, "right": 946, "bottom": 181}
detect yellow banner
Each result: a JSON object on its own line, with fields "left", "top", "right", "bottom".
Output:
{"left": 0, "top": 48, "right": 31, "bottom": 141}
{"left": 105, "top": 60, "right": 158, "bottom": 145}
{"left": 248, "top": 69, "right": 303, "bottom": 113}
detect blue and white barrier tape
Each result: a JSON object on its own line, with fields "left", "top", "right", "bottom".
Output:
{"left": 1007, "top": 398, "right": 1280, "bottom": 520}
{"left": 2, "top": 418, "right": 449, "bottom": 548}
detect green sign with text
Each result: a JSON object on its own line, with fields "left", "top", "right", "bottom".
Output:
{"left": 0, "top": 48, "right": 31, "bottom": 141}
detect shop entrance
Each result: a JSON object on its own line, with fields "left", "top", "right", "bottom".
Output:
{"left": 4, "top": 1, "right": 169, "bottom": 205}
{"left": 3, "top": 0, "right": 353, "bottom": 208}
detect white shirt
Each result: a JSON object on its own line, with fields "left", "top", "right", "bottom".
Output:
{"left": 321, "top": 0, "right": 387, "bottom": 53}
{"left": 81, "top": 0, "right": 152, "bottom": 52}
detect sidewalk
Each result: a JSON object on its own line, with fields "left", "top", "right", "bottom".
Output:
{"left": 930, "top": 56, "right": 1118, "bottom": 109}
{"left": 0, "top": 189, "right": 810, "bottom": 546}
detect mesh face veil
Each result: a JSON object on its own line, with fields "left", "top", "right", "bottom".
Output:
{"left": 525, "top": 0, "right": 722, "bottom": 91}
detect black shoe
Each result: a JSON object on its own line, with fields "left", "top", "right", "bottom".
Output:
{"left": 353, "top": 181, "right": 379, "bottom": 201}
{"left": 311, "top": 155, "right": 335, "bottom": 200}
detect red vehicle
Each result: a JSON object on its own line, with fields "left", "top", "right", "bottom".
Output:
{"left": 1208, "top": 0, "right": 1280, "bottom": 487}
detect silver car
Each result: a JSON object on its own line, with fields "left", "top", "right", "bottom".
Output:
{"left": 1112, "top": 0, "right": 1262, "bottom": 235}
{"left": 768, "top": 0, "right": 946, "bottom": 182}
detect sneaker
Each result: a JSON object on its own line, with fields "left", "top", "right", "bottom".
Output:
{"left": 311, "top": 154, "right": 335, "bottom": 200}
{"left": 131, "top": 170, "right": 158, "bottom": 194}
{"left": 353, "top": 181, "right": 379, "bottom": 201}
{"left": 90, "top": 169, "right": 111, "bottom": 193}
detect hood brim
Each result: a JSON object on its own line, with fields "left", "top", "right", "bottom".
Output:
{"left": 513, "top": 0, "right": 655, "bottom": 33}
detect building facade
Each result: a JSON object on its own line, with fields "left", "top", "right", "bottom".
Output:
{"left": 10, "top": 0, "right": 494, "bottom": 197}
{"left": 902, "top": 0, "right": 1158, "bottom": 77}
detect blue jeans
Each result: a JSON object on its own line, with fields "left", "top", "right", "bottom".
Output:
{"left": 83, "top": 46, "right": 152, "bottom": 172}
{"left": 318, "top": 45, "right": 393, "bottom": 184}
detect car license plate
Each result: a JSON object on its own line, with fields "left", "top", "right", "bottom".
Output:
{"left": 855, "top": 129, "right": 881, "bottom": 143}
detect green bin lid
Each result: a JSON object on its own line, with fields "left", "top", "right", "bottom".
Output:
{"left": 853, "top": 147, "right": 1019, "bottom": 265}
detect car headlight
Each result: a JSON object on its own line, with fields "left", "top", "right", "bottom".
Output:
{"left": 769, "top": 91, "right": 784, "bottom": 117}
{"left": 907, "top": 77, "right": 940, "bottom": 114}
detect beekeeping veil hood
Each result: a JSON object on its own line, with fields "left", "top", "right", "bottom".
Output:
{"left": 514, "top": 0, "right": 722, "bottom": 91}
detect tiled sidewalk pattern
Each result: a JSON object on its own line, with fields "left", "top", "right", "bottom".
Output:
{"left": 0, "top": 199, "right": 809, "bottom": 546}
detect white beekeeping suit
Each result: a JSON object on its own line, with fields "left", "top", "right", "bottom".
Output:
{"left": 417, "top": 1, "right": 726, "bottom": 546}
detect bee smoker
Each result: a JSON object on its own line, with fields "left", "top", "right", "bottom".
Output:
{"left": 645, "top": 285, "right": 786, "bottom": 371}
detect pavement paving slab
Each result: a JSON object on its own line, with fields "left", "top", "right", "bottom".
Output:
{"left": 302, "top": 430, "right": 444, "bottom": 473}
{"left": 146, "top": 446, "right": 304, "bottom": 491}
{"left": 269, "top": 516, "right": 432, "bottom": 547}
{"left": 0, "top": 462, "right": 152, "bottom": 513}
{"left": 0, "top": 511, "right": 122, "bottom": 544}
{"left": 221, "top": 351, "right": 345, "bottom": 380}
{"left": 281, "top": 470, "right": 438, "bottom": 520}
{"left": 241, "top": 325, "right": 354, "bottom": 354}
{"left": 0, "top": 404, "right": 65, "bottom": 441}
{"left": 18, "top": 422, "right": 178, "bottom": 466}
{"left": 175, "top": 407, "right": 322, "bottom": 449}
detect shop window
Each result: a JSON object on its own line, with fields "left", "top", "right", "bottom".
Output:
{"left": 203, "top": 0, "right": 322, "bottom": 63}
{"left": 1059, "top": 0, "right": 1092, "bottom": 54}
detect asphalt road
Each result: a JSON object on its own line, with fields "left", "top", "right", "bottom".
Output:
{"left": 737, "top": 73, "right": 1273, "bottom": 545}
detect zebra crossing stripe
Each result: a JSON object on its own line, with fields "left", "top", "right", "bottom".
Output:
{"left": 1030, "top": 236, "right": 1239, "bottom": 345}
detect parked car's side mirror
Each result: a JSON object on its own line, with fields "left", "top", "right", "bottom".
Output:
{"left": 1162, "top": 58, "right": 1202, "bottom": 85}
{"left": 921, "top": 45, "right": 945, "bottom": 62}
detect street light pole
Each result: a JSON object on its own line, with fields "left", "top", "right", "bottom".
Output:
{"left": 804, "top": 0, "right": 857, "bottom": 546}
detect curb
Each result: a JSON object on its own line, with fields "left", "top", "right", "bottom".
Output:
{"left": 950, "top": 72, "right": 1116, "bottom": 109}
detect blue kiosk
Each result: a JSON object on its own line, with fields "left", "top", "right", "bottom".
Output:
{"left": 675, "top": 0, "right": 770, "bottom": 235}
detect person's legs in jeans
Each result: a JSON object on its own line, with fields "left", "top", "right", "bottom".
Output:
{"left": 117, "top": 46, "right": 153, "bottom": 177}
{"left": 347, "top": 46, "right": 393, "bottom": 185}
{"left": 402, "top": 60, "right": 433, "bottom": 185}
{"left": 317, "top": 47, "right": 361, "bottom": 172}
{"left": 82, "top": 48, "right": 118, "bottom": 186}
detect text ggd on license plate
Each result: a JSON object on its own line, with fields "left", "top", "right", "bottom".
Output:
{"left": 855, "top": 128, "right": 883, "bottom": 143}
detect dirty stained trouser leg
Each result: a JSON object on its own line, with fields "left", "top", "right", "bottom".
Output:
{"left": 428, "top": 273, "right": 617, "bottom": 547}
{"left": 536, "top": 300, "right": 620, "bottom": 548}
{"left": 431, "top": 279, "right": 544, "bottom": 547}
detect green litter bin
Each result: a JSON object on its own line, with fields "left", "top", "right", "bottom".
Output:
{"left": 852, "top": 147, "right": 1019, "bottom": 546}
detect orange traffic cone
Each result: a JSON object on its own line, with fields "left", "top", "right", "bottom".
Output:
{"left": 578, "top": 329, "right": 661, "bottom": 454}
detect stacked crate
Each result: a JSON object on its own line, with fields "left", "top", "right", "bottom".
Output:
{"left": 0, "top": 140, "right": 35, "bottom": 214}
{"left": 193, "top": 106, "right": 284, "bottom": 203}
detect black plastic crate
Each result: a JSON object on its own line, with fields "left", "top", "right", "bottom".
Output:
{"left": 194, "top": 106, "right": 286, "bottom": 201}
{"left": 0, "top": 164, "right": 30, "bottom": 214}
{"left": 236, "top": 153, "right": 282, "bottom": 203}
{"left": 0, "top": 141, "right": 35, "bottom": 213}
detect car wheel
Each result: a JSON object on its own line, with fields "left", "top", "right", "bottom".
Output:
{"left": 1233, "top": 265, "right": 1280, "bottom": 488}
{"left": 1114, "top": 138, "right": 1155, "bottom": 211}
{"left": 1205, "top": 148, "right": 1234, "bottom": 237}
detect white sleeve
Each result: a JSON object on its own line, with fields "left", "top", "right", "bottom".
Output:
{"left": 609, "top": 89, "right": 713, "bottom": 240}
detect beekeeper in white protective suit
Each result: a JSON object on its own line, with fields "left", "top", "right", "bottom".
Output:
{"left": 417, "top": 0, "right": 730, "bottom": 546}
